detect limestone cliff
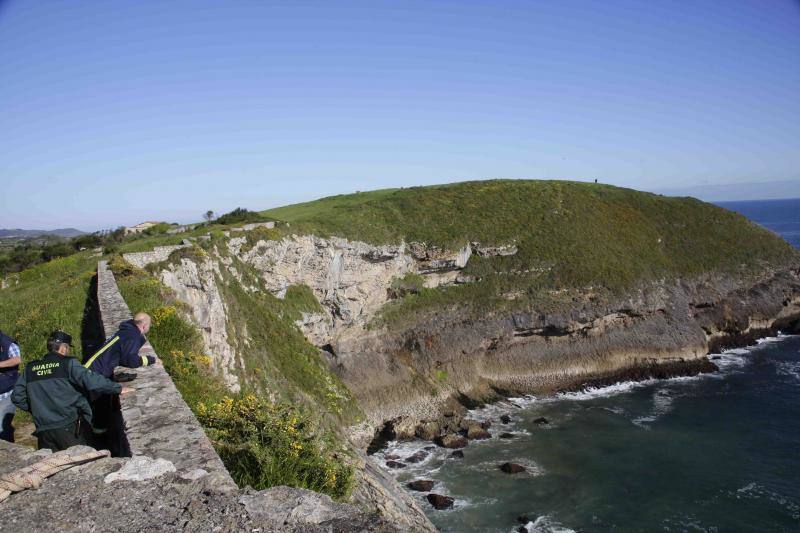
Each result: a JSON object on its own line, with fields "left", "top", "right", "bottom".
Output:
{"left": 138, "top": 230, "right": 800, "bottom": 447}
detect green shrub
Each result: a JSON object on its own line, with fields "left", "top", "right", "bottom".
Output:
{"left": 143, "top": 222, "right": 173, "bottom": 236}
{"left": 197, "top": 394, "right": 353, "bottom": 499}
{"left": 388, "top": 273, "right": 425, "bottom": 299}
{"left": 215, "top": 207, "right": 271, "bottom": 226}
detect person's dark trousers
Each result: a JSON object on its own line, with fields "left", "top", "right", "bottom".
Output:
{"left": 88, "top": 393, "right": 131, "bottom": 457}
{"left": 0, "top": 394, "right": 14, "bottom": 442}
{"left": 36, "top": 421, "right": 85, "bottom": 451}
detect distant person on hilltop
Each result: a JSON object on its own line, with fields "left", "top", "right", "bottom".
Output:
{"left": 11, "top": 330, "right": 124, "bottom": 451}
{"left": 0, "top": 329, "right": 21, "bottom": 442}
{"left": 83, "top": 312, "right": 158, "bottom": 456}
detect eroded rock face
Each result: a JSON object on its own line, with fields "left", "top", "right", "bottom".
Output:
{"left": 159, "top": 257, "right": 241, "bottom": 391}
{"left": 436, "top": 434, "right": 468, "bottom": 449}
{"left": 334, "top": 265, "right": 800, "bottom": 447}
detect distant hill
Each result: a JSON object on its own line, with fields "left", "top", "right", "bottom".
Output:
{"left": 0, "top": 228, "right": 85, "bottom": 238}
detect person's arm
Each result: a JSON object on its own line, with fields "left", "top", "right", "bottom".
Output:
{"left": 118, "top": 336, "right": 155, "bottom": 368}
{"left": 67, "top": 358, "right": 122, "bottom": 395}
{"left": 11, "top": 366, "right": 29, "bottom": 412}
{"left": 0, "top": 343, "right": 21, "bottom": 368}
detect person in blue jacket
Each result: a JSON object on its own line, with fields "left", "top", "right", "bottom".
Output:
{"left": 82, "top": 312, "right": 158, "bottom": 455}
{"left": 0, "top": 330, "right": 22, "bottom": 442}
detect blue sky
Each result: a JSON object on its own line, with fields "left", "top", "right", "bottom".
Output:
{"left": 1, "top": 0, "right": 799, "bottom": 230}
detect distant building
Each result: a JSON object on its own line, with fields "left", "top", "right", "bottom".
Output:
{"left": 124, "top": 221, "right": 160, "bottom": 235}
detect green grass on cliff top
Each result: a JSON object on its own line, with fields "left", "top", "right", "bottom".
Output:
{"left": 263, "top": 179, "right": 798, "bottom": 288}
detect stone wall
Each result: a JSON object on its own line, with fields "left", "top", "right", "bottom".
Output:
{"left": 96, "top": 260, "right": 236, "bottom": 490}
{"left": 122, "top": 244, "right": 190, "bottom": 269}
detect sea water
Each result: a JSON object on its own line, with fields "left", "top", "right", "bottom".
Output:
{"left": 373, "top": 199, "right": 800, "bottom": 532}
{"left": 375, "top": 336, "right": 800, "bottom": 532}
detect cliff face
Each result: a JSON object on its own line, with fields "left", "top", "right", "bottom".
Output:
{"left": 142, "top": 231, "right": 800, "bottom": 448}
{"left": 331, "top": 265, "right": 800, "bottom": 442}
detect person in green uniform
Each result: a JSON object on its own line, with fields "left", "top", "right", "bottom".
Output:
{"left": 11, "top": 330, "right": 127, "bottom": 451}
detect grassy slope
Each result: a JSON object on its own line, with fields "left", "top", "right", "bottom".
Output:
{"left": 263, "top": 180, "right": 799, "bottom": 321}
{"left": 0, "top": 252, "right": 97, "bottom": 360}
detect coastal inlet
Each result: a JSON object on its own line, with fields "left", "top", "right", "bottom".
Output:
{"left": 373, "top": 335, "right": 800, "bottom": 532}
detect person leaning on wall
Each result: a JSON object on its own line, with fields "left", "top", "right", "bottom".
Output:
{"left": 0, "top": 329, "right": 22, "bottom": 442}
{"left": 11, "top": 330, "right": 127, "bottom": 452}
{"left": 83, "top": 312, "right": 158, "bottom": 456}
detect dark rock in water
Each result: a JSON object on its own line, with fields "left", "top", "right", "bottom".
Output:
{"left": 426, "top": 493, "right": 455, "bottom": 510}
{"left": 711, "top": 355, "right": 722, "bottom": 360}
{"left": 533, "top": 417, "right": 549, "bottom": 425}
{"left": 450, "top": 450, "right": 464, "bottom": 459}
{"left": 467, "top": 425, "right": 491, "bottom": 440}
{"left": 499, "top": 432, "right": 515, "bottom": 439}
{"left": 517, "top": 514, "right": 531, "bottom": 523}
{"left": 518, "top": 527, "right": 527, "bottom": 533}
{"left": 500, "top": 462, "right": 526, "bottom": 474}
{"left": 500, "top": 414, "right": 512, "bottom": 424}
{"left": 480, "top": 420, "right": 492, "bottom": 430}
{"left": 424, "top": 445, "right": 436, "bottom": 451}
{"left": 405, "top": 450, "right": 428, "bottom": 463}
{"left": 436, "top": 434, "right": 468, "bottom": 449}
{"left": 384, "top": 453, "right": 401, "bottom": 460}
{"left": 385, "top": 460, "right": 406, "bottom": 469}
{"left": 407, "top": 479, "right": 435, "bottom": 492}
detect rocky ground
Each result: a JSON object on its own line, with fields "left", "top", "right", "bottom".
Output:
{"left": 0, "top": 440, "right": 397, "bottom": 532}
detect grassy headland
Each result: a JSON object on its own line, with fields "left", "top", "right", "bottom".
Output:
{"left": 263, "top": 180, "right": 799, "bottom": 323}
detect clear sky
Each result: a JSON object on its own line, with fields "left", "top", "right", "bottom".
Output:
{"left": 1, "top": 0, "right": 799, "bottom": 231}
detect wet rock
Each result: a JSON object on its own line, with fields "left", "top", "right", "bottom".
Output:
{"left": 384, "top": 454, "right": 401, "bottom": 460}
{"left": 533, "top": 417, "right": 549, "bottom": 425}
{"left": 450, "top": 450, "right": 464, "bottom": 459}
{"left": 426, "top": 493, "right": 455, "bottom": 510}
{"left": 436, "top": 434, "right": 468, "bottom": 449}
{"left": 500, "top": 414, "right": 512, "bottom": 424}
{"left": 385, "top": 460, "right": 406, "bottom": 469}
{"left": 499, "top": 462, "right": 526, "bottom": 474}
{"left": 466, "top": 425, "right": 491, "bottom": 440}
{"left": 499, "top": 432, "right": 515, "bottom": 439}
{"left": 517, "top": 514, "right": 531, "bottom": 523}
{"left": 710, "top": 355, "right": 722, "bottom": 360}
{"left": 407, "top": 480, "right": 435, "bottom": 492}
{"left": 416, "top": 421, "right": 440, "bottom": 441}
{"left": 459, "top": 419, "right": 491, "bottom": 431}
{"left": 424, "top": 445, "right": 436, "bottom": 451}
{"left": 405, "top": 451, "right": 428, "bottom": 464}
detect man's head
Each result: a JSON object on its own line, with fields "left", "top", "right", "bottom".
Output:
{"left": 134, "top": 312, "right": 151, "bottom": 334}
{"left": 47, "top": 330, "right": 73, "bottom": 355}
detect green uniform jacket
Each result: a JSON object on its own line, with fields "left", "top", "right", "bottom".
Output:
{"left": 11, "top": 352, "right": 122, "bottom": 433}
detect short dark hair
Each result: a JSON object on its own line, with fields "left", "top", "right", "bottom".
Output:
{"left": 47, "top": 339, "right": 68, "bottom": 352}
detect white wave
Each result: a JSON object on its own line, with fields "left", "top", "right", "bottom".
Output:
{"left": 515, "top": 515, "right": 576, "bottom": 533}
{"left": 734, "top": 482, "right": 800, "bottom": 520}
{"left": 556, "top": 379, "right": 657, "bottom": 401}
{"left": 775, "top": 361, "right": 800, "bottom": 382}
{"left": 632, "top": 388, "right": 675, "bottom": 428}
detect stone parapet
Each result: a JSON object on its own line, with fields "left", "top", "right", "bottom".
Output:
{"left": 96, "top": 260, "right": 236, "bottom": 491}
{"left": 122, "top": 244, "right": 190, "bottom": 269}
